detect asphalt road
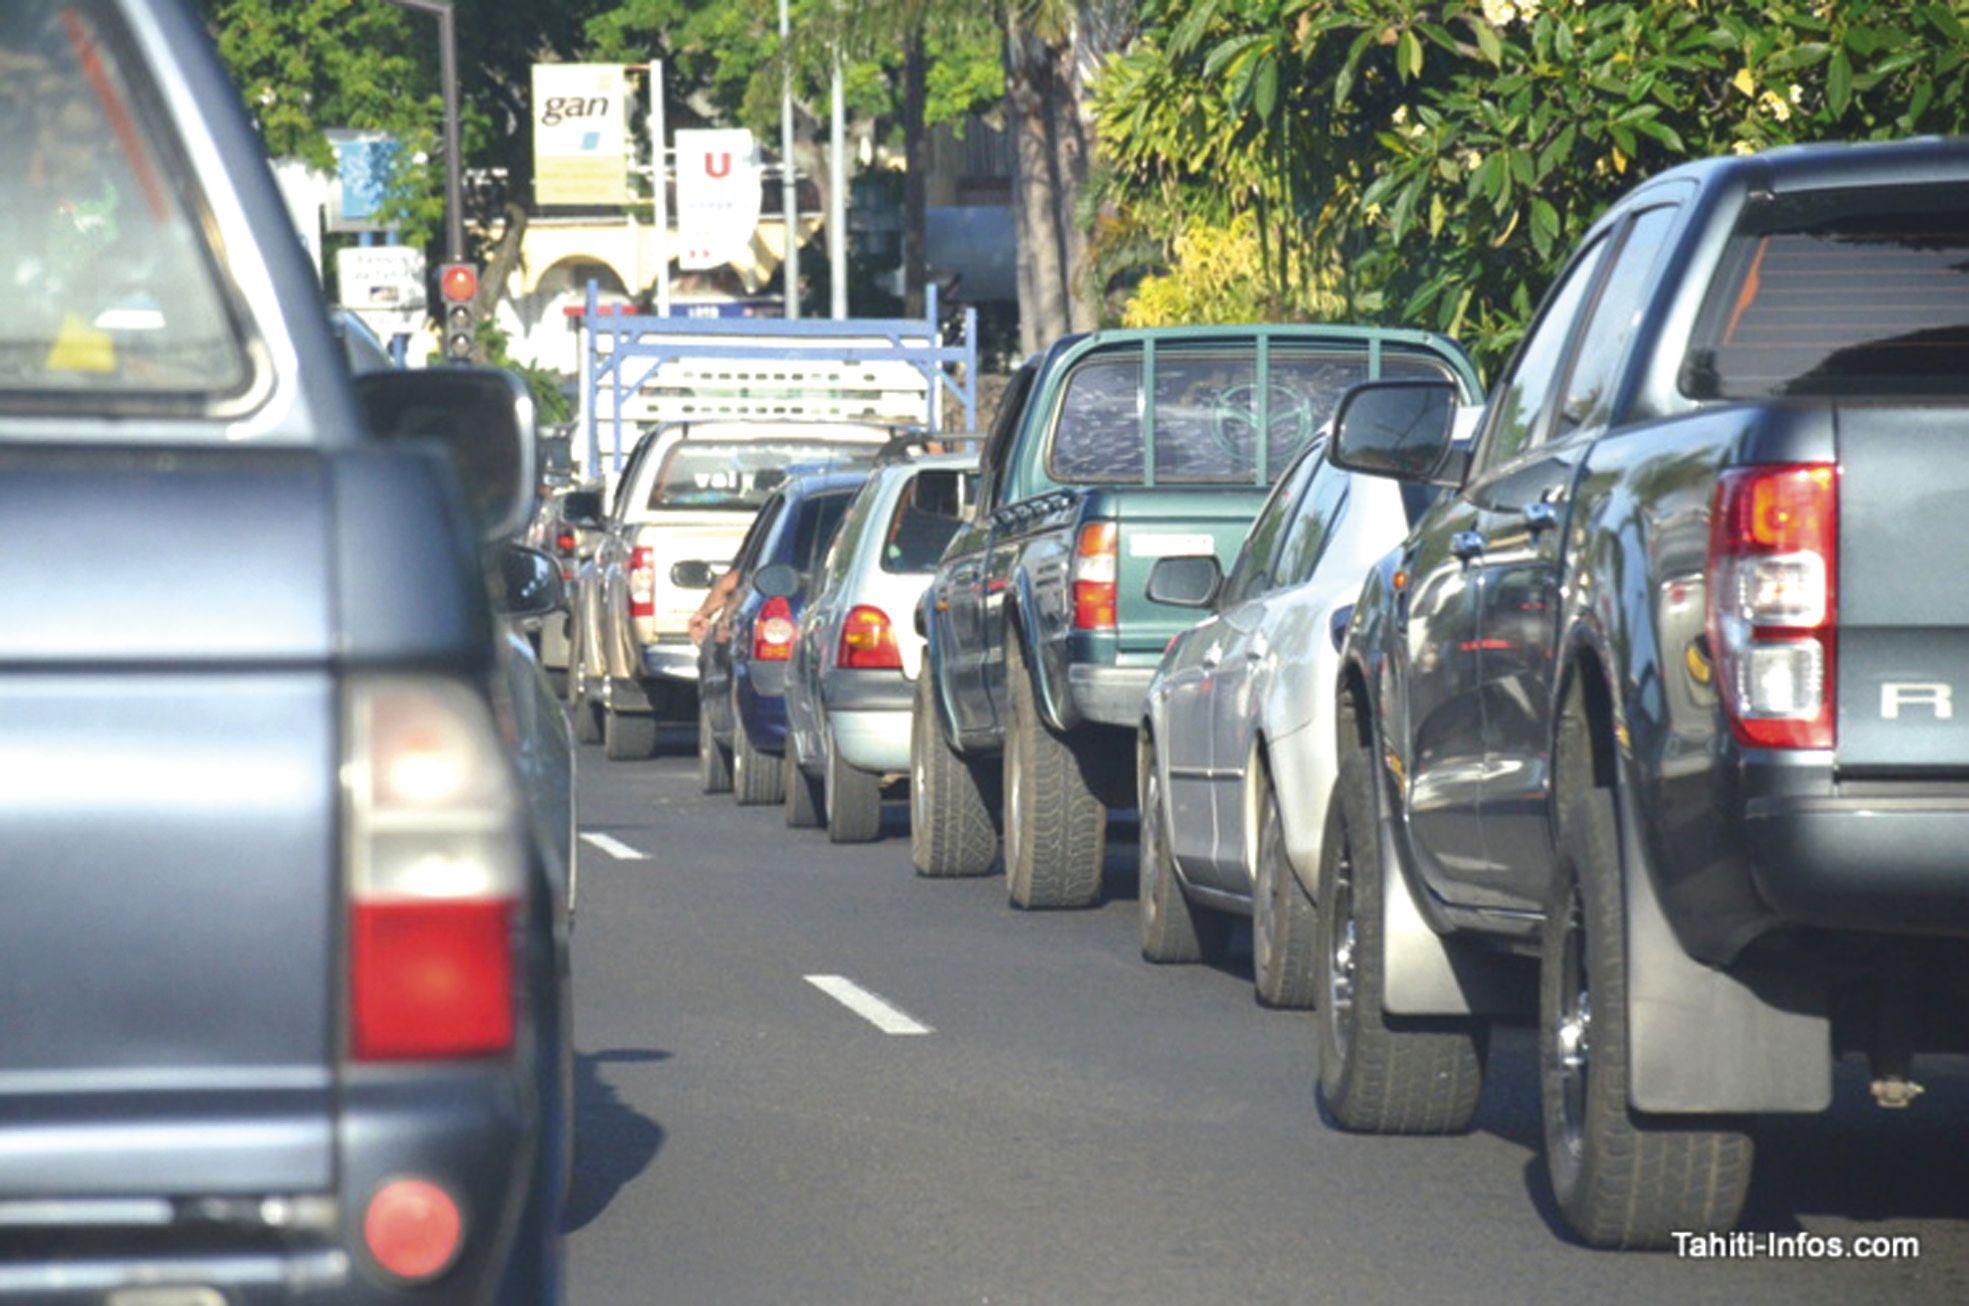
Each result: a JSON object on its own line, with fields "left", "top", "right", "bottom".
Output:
{"left": 566, "top": 728, "right": 1969, "bottom": 1305}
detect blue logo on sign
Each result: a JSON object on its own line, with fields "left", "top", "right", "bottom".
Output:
{"left": 581, "top": 131, "right": 601, "bottom": 152}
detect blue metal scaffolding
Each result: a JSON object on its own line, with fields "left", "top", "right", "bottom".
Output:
{"left": 579, "top": 280, "right": 978, "bottom": 473}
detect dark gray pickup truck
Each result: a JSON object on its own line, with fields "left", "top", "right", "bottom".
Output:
{"left": 0, "top": 2, "right": 571, "bottom": 1300}
{"left": 1323, "top": 137, "right": 1969, "bottom": 1248}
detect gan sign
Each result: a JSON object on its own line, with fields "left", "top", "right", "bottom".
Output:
{"left": 533, "top": 64, "right": 629, "bottom": 206}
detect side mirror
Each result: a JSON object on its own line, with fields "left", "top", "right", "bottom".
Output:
{"left": 670, "top": 559, "right": 716, "bottom": 590}
{"left": 1146, "top": 555, "right": 1222, "bottom": 610}
{"left": 498, "top": 544, "right": 565, "bottom": 618}
{"left": 1329, "top": 380, "right": 1460, "bottom": 485}
{"left": 355, "top": 367, "right": 537, "bottom": 541}
{"left": 560, "top": 489, "right": 604, "bottom": 529}
{"left": 752, "top": 562, "right": 801, "bottom": 600}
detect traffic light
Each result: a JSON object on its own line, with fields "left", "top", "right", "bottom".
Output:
{"left": 438, "top": 262, "right": 479, "bottom": 363}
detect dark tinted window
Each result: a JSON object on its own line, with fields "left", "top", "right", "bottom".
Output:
{"left": 882, "top": 469, "right": 973, "bottom": 573}
{"left": 1050, "top": 357, "right": 1143, "bottom": 480}
{"left": 1556, "top": 206, "right": 1678, "bottom": 434}
{"left": 787, "top": 491, "right": 856, "bottom": 574}
{"left": 1474, "top": 235, "right": 1611, "bottom": 477}
{"left": 1685, "top": 187, "right": 1969, "bottom": 399}
{"left": 1275, "top": 453, "right": 1351, "bottom": 586}
{"left": 1219, "top": 445, "right": 1320, "bottom": 606}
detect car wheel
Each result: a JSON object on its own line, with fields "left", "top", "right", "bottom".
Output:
{"left": 1252, "top": 764, "right": 1318, "bottom": 1008}
{"left": 909, "top": 672, "right": 999, "bottom": 877}
{"left": 697, "top": 692, "right": 732, "bottom": 795}
{"left": 603, "top": 706, "right": 656, "bottom": 761}
{"left": 566, "top": 640, "right": 602, "bottom": 745}
{"left": 784, "top": 742, "right": 823, "bottom": 828}
{"left": 1138, "top": 731, "right": 1229, "bottom": 963}
{"left": 1001, "top": 638, "right": 1105, "bottom": 910}
{"left": 1541, "top": 786, "right": 1754, "bottom": 1247}
{"left": 1315, "top": 749, "right": 1487, "bottom": 1134}
{"left": 731, "top": 687, "right": 785, "bottom": 806}
{"left": 825, "top": 735, "right": 883, "bottom": 844}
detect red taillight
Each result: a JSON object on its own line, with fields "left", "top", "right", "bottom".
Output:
{"left": 838, "top": 604, "right": 902, "bottom": 670}
{"left": 1072, "top": 521, "right": 1119, "bottom": 631}
{"left": 554, "top": 529, "right": 577, "bottom": 555}
{"left": 629, "top": 546, "right": 655, "bottom": 619}
{"left": 346, "top": 680, "right": 522, "bottom": 1063}
{"left": 364, "top": 1178, "right": 464, "bottom": 1281}
{"left": 753, "top": 595, "right": 796, "bottom": 661}
{"left": 1706, "top": 464, "right": 1837, "bottom": 750}
{"left": 352, "top": 900, "right": 514, "bottom": 1059}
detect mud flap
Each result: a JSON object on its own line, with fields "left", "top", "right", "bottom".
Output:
{"left": 1621, "top": 798, "right": 1832, "bottom": 1113}
{"left": 1379, "top": 817, "right": 1529, "bottom": 1017}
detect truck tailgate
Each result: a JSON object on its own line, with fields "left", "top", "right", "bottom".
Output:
{"left": 1836, "top": 405, "right": 1969, "bottom": 773}
{"left": 639, "top": 512, "right": 752, "bottom": 639}
{"left": 1112, "top": 489, "right": 1270, "bottom": 658}
{"left": 0, "top": 450, "right": 336, "bottom": 1196}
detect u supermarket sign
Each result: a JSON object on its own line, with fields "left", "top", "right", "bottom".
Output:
{"left": 675, "top": 128, "right": 762, "bottom": 271}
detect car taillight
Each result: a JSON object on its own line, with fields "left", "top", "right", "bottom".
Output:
{"left": 1072, "top": 521, "right": 1119, "bottom": 631}
{"left": 838, "top": 604, "right": 902, "bottom": 670}
{"left": 344, "top": 679, "right": 521, "bottom": 1061}
{"left": 629, "top": 546, "right": 655, "bottom": 619}
{"left": 1706, "top": 463, "right": 1837, "bottom": 749}
{"left": 753, "top": 595, "right": 796, "bottom": 661}
{"left": 554, "top": 529, "right": 577, "bottom": 556}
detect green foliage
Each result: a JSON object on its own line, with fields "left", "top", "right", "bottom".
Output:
{"left": 1098, "top": 0, "right": 1969, "bottom": 372}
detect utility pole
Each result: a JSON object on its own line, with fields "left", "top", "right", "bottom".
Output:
{"left": 382, "top": 0, "right": 463, "bottom": 265}
{"left": 829, "top": 38, "right": 847, "bottom": 320}
{"left": 779, "top": 0, "right": 799, "bottom": 319}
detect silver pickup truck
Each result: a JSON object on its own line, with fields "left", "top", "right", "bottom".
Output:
{"left": 563, "top": 419, "right": 900, "bottom": 758}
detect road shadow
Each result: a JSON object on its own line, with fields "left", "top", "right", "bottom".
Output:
{"left": 653, "top": 724, "right": 698, "bottom": 758}
{"left": 565, "top": 1048, "right": 669, "bottom": 1233}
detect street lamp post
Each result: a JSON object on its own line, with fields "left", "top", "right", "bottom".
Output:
{"left": 381, "top": 0, "right": 464, "bottom": 266}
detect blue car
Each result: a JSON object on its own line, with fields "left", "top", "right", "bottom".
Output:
{"left": 698, "top": 471, "right": 868, "bottom": 803}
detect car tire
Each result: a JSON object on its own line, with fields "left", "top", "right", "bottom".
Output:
{"left": 1541, "top": 786, "right": 1754, "bottom": 1248}
{"left": 731, "top": 688, "right": 784, "bottom": 806}
{"left": 1315, "top": 749, "right": 1487, "bottom": 1134}
{"left": 566, "top": 642, "right": 603, "bottom": 745}
{"left": 910, "top": 672, "right": 999, "bottom": 877}
{"left": 1252, "top": 765, "right": 1318, "bottom": 1008}
{"left": 603, "top": 707, "right": 655, "bottom": 761}
{"left": 784, "top": 744, "right": 823, "bottom": 828}
{"left": 1001, "top": 638, "right": 1105, "bottom": 910}
{"left": 1138, "top": 731, "right": 1230, "bottom": 963}
{"left": 697, "top": 693, "right": 732, "bottom": 795}
{"left": 825, "top": 736, "right": 883, "bottom": 844}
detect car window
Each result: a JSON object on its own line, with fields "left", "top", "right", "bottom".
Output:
{"left": 733, "top": 496, "right": 785, "bottom": 574}
{"left": 790, "top": 490, "right": 856, "bottom": 574}
{"left": 0, "top": 1, "right": 254, "bottom": 415}
{"left": 882, "top": 468, "right": 972, "bottom": 573}
{"left": 1471, "top": 234, "right": 1612, "bottom": 478}
{"left": 1685, "top": 184, "right": 1969, "bottom": 399}
{"left": 1218, "top": 443, "right": 1321, "bottom": 607}
{"left": 1050, "top": 347, "right": 1455, "bottom": 486}
{"left": 821, "top": 478, "right": 882, "bottom": 589}
{"left": 981, "top": 359, "right": 1037, "bottom": 509}
{"left": 1554, "top": 206, "right": 1679, "bottom": 436}
{"left": 647, "top": 440, "right": 874, "bottom": 512}
{"left": 1274, "top": 451, "right": 1351, "bottom": 587}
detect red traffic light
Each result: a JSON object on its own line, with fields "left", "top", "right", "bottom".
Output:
{"left": 439, "top": 263, "right": 479, "bottom": 304}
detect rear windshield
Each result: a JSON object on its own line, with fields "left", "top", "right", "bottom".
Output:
{"left": 785, "top": 491, "right": 857, "bottom": 573}
{"left": 1048, "top": 348, "right": 1455, "bottom": 484}
{"left": 0, "top": 2, "right": 251, "bottom": 413}
{"left": 1685, "top": 186, "right": 1969, "bottom": 399}
{"left": 881, "top": 468, "right": 973, "bottom": 573}
{"left": 648, "top": 440, "right": 876, "bottom": 511}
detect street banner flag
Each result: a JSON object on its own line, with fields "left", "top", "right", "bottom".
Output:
{"left": 533, "top": 64, "right": 629, "bottom": 206}
{"left": 675, "top": 128, "right": 762, "bottom": 271}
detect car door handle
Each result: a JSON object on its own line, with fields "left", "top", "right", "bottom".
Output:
{"left": 1451, "top": 531, "right": 1487, "bottom": 562}
{"left": 1523, "top": 500, "right": 1559, "bottom": 534}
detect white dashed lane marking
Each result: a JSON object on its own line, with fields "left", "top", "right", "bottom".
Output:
{"left": 579, "top": 832, "right": 649, "bottom": 861}
{"left": 803, "top": 975, "right": 935, "bottom": 1036}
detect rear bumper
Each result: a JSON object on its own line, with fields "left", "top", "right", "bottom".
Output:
{"left": 1068, "top": 665, "right": 1156, "bottom": 728}
{"left": 640, "top": 639, "right": 699, "bottom": 684}
{"left": 822, "top": 671, "right": 913, "bottom": 773}
{"left": 737, "top": 662, "right": 788, "bottom": 751}
{"left": 1746, "top": 793, "right": 1969, "bottom": 935}
{"left": 0, "top": 1247, "right": 351, "bottom": 1303}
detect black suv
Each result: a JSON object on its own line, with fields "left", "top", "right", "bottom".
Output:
{"left": 1321, "top": 137, "right": 1969, "bottom": 1247}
